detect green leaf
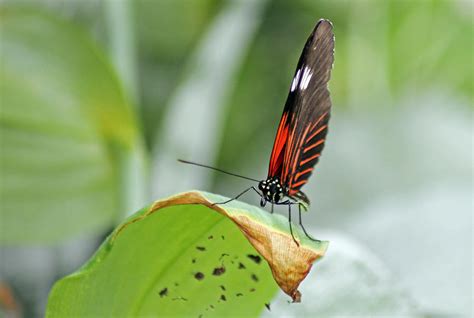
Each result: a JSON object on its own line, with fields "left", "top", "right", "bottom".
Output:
{"left": 0, "top": 8, "right": 139, "bottom": 243}
{"left": 46, "top": 191, "right": 328, "bottom": 317}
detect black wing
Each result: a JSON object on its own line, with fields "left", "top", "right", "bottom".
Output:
{"left": 268, "top": 19, "right": 334, "bottom": 199}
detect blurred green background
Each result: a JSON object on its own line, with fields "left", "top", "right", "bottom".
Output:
{"left": 0, "top": 0, "right": 472, "bottom": 317}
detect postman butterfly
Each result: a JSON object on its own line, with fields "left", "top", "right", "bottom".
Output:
{"left": 179, "top": 19, "right": 334, "bottom": 245}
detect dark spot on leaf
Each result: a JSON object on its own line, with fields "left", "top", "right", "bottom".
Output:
{"left": 194, "top": 272, "right": 205, "bottom": 280}
{"left": 174, "top": 282, "right": 179, "bottom": 287}
{"left": 251, "top": 274, "right": 259, "bottom": 282}
{"left": 219, "top": 253, "right": 229, "bottom": 261}
{"left": 238, "top": 262, "right": 246, "bottom": 269}
{"left": 247, "top": 254, "right": 262, "bottom": 264}
{"left": 221, "top": 235, "right": 225, "bottom": 240}
{"left": 231, "top": 260, "right": 234, "bottom": 264}
{"left": 220, "top": 285, "right": 226, "bottom": 291}
{"left": 212, "top": 266, "right": 226, "bottom": 276}
{"left": 158, "top": 288, "right": 168, "bottom": 298}
{"left": 265, "top": 303, "right": 271, "bottom": 311}
{"left": 208, "top": 235, "right": 213, "bottom": 240}
{"left": 196, "top": 246, "right": 206, "bottom": 251}
{"left": 250, "top": 288, "right": 256, "bottom": 292}
{"left": 192, "top": 258, "right": 196, "bottom": 264}
{"left": 236, "top": 293, "right": 243, "bottom": 297}
{"left": 172, "top": 297, "right": 188, "bottom": 301}
{"left": 220, "top": 294, "right": 226, "bottom": 301}
{"left": 210, "top": 305, "right": 214, "bottom": 309}
{"left": 198, "top": 315, "right": 203, "bottom": 318}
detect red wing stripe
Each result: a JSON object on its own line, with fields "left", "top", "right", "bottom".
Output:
{"left": 306, "top": 124, "right": 327, "bottom": 143}
{"left": 288, "top": 125, "right": 310, "bottom": 183}
{"left": 303, "top": 139, "right": 325, "bottom": 153}
{"left": 295, "top": 167, "right": 313, "bottom": 181}
{"left": 291, "top": 180, "right": 307, "bottom": 189}
{"left": 300, "top": 153, "right": 320, "bottom": 166}
{"left": 308, "top": 111, "right": 329, "bottom": 130}
{"left": 268, "top": 112, "right": 289, "bottom": 174}
{"left": 282, "top": 128, "right": 295, "bottom": 180}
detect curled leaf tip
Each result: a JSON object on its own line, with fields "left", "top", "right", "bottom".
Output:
{"left": 291, "top": 290, "right": 301, "bottom": 303}
{"left": 228, "top": 211, "right": 328, "bottom": 301}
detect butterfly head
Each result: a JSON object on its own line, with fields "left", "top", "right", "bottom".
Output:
{"left": 258, "top": 177, "right": 284, "bottom": 206}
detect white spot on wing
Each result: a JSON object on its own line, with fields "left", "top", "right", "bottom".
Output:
{"left": 291, "top": 68, "right": 301, "bottom": 92}
{"left": 300, "top": 66, "right": 313, "bottom": 90}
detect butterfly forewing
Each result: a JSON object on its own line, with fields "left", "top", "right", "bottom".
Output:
{"left": 267, "top": 19, "right": 334, "bottom": 198}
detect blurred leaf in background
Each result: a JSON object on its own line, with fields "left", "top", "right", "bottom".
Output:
{"left": 0, "top": 8, "right": 140, "bottom": 244}
{"left": 134, "top": 0, "right": 222, "bottom": 148}
{"left": 150, "top": 0, "right": 269, "bottom": 198}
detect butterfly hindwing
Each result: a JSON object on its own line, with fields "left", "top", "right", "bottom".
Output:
{"left": 267, "top": 19, "right": 334, "bottom": 198}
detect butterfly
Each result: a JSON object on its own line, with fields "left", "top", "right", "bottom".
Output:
{"left": 180, "top": 19, "right": 334, "bottom": 245}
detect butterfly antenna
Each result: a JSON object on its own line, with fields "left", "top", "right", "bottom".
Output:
{"left": 178, "top": 159, "right": 260, "bottom": 182}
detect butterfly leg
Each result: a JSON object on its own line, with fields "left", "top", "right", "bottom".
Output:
{"left": 271, "top": 203, "right": 274, "bottom": 214}
{"left": 211, "top": 186, "right": 260, "bottom": 206}
{"left": 298, "top": 203, "right": 321, "bottom": 242}
{"left": 288, "top": 204, "right": 300, "bottom": 247}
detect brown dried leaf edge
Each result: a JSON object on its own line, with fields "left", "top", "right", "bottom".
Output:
{"left": 112, "top": 191, "right": 329, "bottom": 302}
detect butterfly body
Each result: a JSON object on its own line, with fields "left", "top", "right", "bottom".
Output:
{"left": 258, "top": 177, "right": 284, "bottom": 206}
{"left": 258, "top": 177, "right": 310, "bottom": 208}
{"left": 260, "top": 19, "right": 334, "bottom": 212}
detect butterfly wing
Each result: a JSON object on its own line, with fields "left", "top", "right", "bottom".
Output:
{"left": 267, "top": 106, "right": 291, "bottom": 178}
{"left": 267, "top": 19, "right": 335, "bottom": 200}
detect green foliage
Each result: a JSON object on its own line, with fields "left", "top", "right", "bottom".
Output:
{"left": 134, "top": 0, "right": 222, "bottom": 148}
{"left": 0, "top": 8, "right": 139, "bottom": 243}
{"left": 46, "top": 192, "right": 284, "bottom": 317}
{"left": 385, "top": 0, "right": 473, "bottom": 98}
